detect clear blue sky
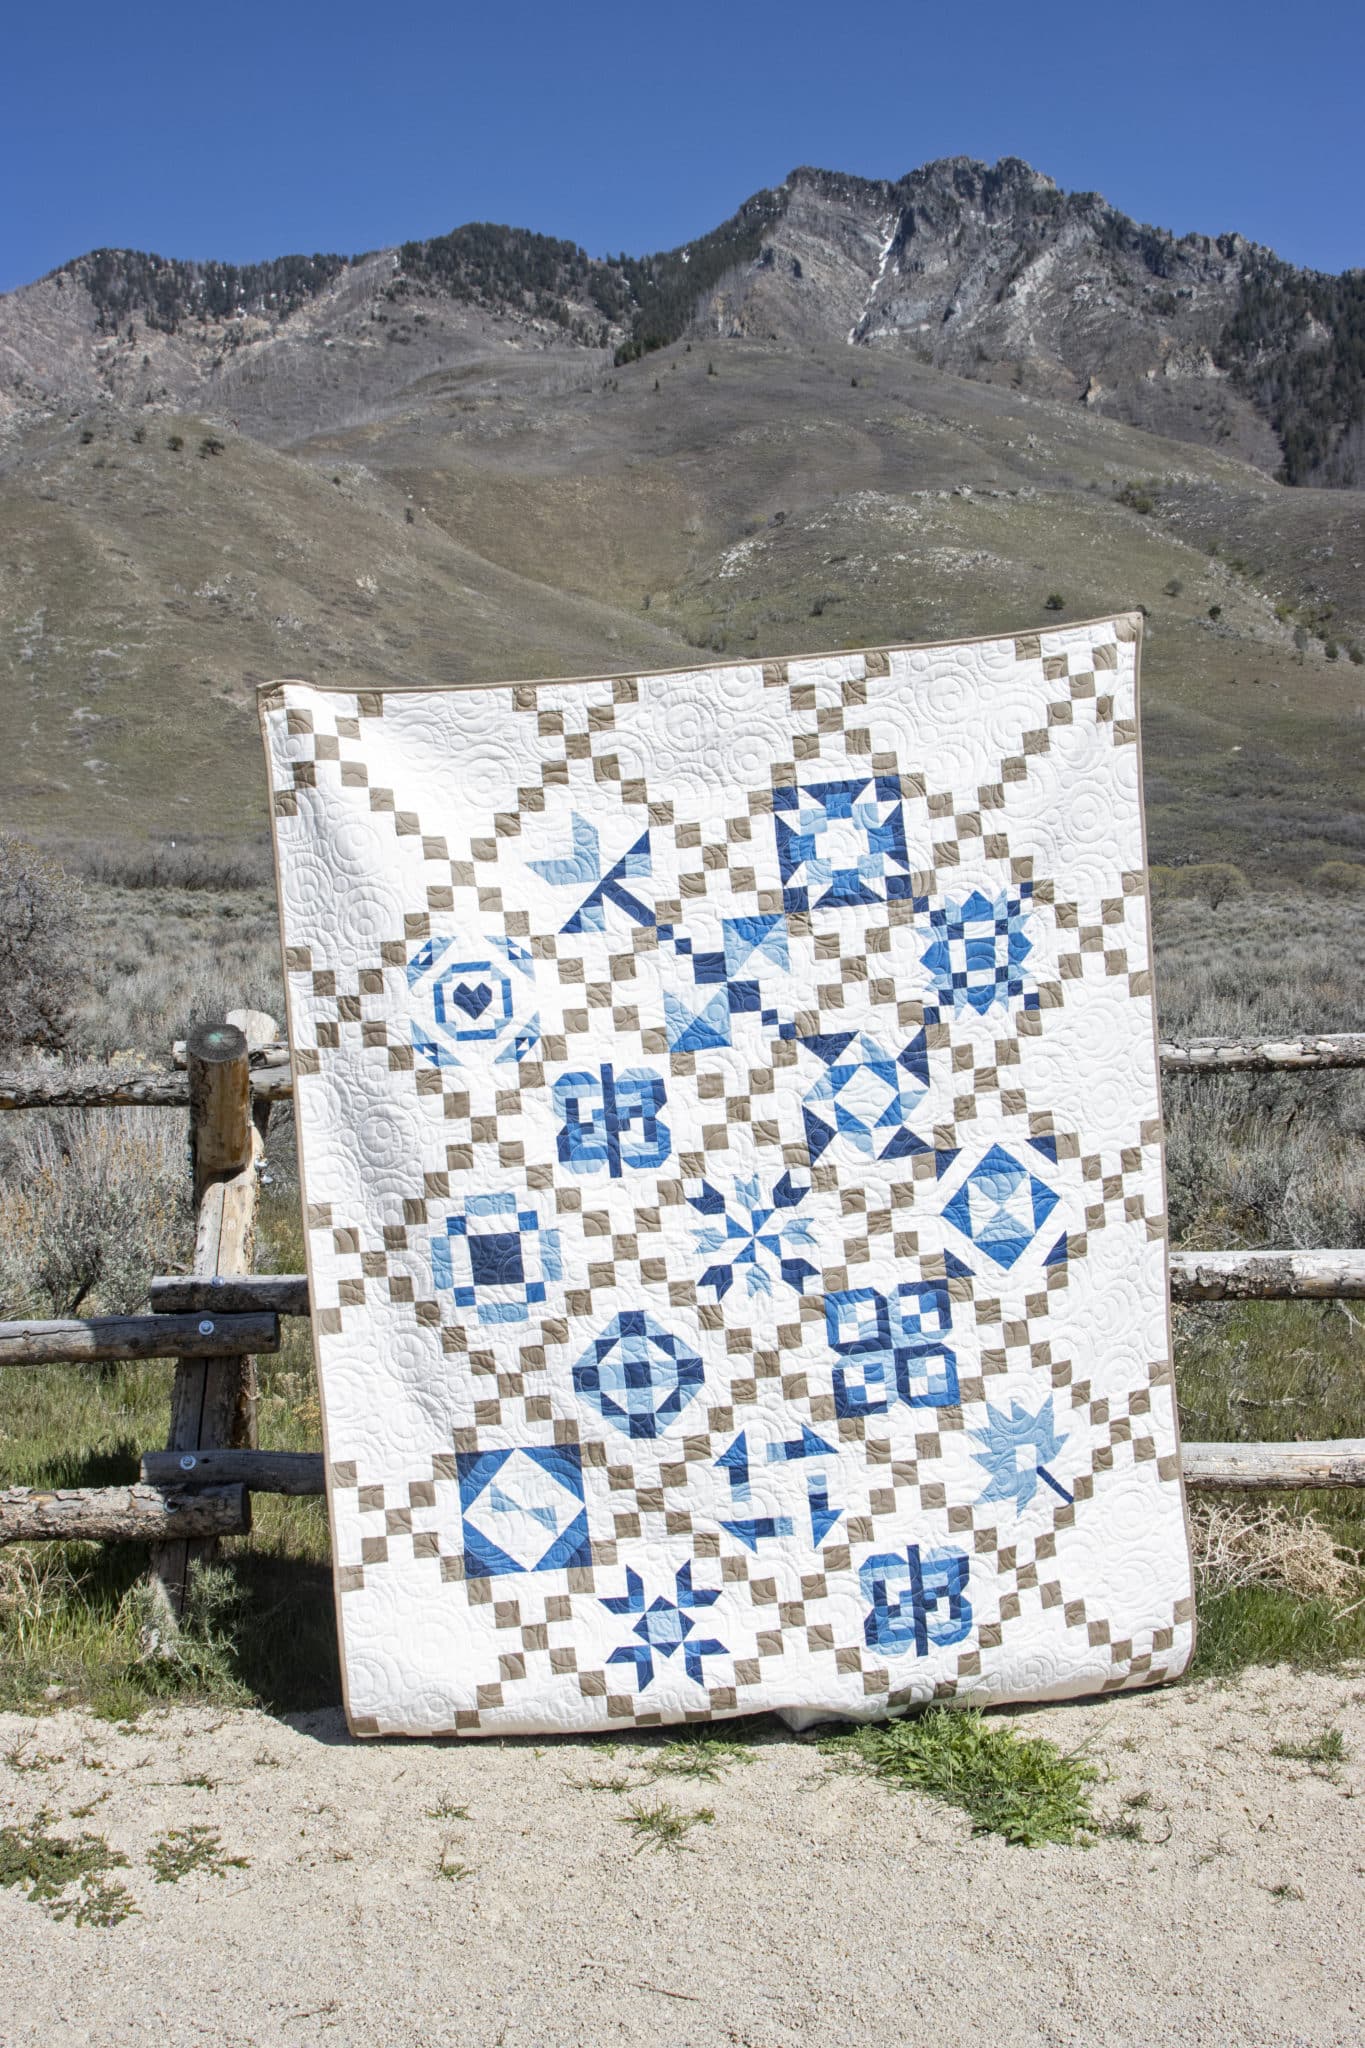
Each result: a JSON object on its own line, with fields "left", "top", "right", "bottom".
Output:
{"left": 3, "top": 0, "right": 1361, "bottom": 294}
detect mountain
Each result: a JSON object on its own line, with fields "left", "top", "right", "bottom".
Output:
{"left": 3, "top": 158, "right": 1362, "bottom": 485}
{"left": 0, "top": 157, "right": 1362, "bottom": 880}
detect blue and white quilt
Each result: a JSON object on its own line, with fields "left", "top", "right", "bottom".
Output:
{"left": 261, "top": 618, "right": 1194, "bottom": 1736}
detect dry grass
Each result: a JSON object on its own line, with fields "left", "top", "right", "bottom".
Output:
{"left": 1191, "top": 1501, "right": 1364, "bottom": 1604}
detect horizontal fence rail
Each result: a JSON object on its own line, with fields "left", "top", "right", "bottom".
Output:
{"left": 1181, "top": 1442, "right": 1365, "bottom": 1489}
{"left": 1158, "top": 1032, "right": 1365, "bottom": 1072}
{"left": 134, "top": 1443, "right": 1365, "bottom": 1495}
{"left": 146, "top": 1254, "right": 1365, "bottom": 1319}
{"left": 1168, "top": 1250, "right": 1365, "bottom": 1301}
{"left": 0, "top": 1313, "right": 279, "bottom": 1369}
{"left": 0, "top": 1484, "right": 250, "bottom": 1546}
{"left": 151, "top": 1276, "right": 312, "bottom": 1318}
{"left": 10, "top": 1032, "right": 1365, "bottom": 1116}
{"left": 0, "top": 1070, "right": 289, "bottom": 1111}
{"left": 141, "top": 1449, "right": 327, "bottom": 1494}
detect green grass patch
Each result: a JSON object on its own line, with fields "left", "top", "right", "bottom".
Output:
{"left": 148, "top": 1826, "right": 248, "bottom": 1884}
{"left": 820, "top": 1707, "right": 1099, "bottom": 1847}
{"left": 1191, "top": 1580, "right": 1365, "bottom": 1681}
{"left": 0, "top": 1809, "right": 137, "bottom": 1926}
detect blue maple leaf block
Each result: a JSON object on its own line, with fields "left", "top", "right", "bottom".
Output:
{"left": 860, "top": 1545, "right": 973, "bottom": 1656}
{"left": 687, "top": 1170, "right": 819, "bottom": 1298}
{"left": 919, "top": 886, "right": 1036, "bottom": 1016}
{"left": 572, "top": 1311, "right": 705, "bottom": 1439}
{"left": 970, "top": 1398, "right": 1073, "bottom": 1511}
{"left": 943, "top": 1142, "right": 1060, "bottom": 1271}
{"left": 601, "top": 1563, "right": 726, "bottom": 1690}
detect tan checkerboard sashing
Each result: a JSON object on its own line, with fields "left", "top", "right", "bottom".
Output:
{"left": 260, "top": 619, "right": 1194, "bottom": 1736}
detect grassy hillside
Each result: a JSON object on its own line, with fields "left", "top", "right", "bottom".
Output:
{"left": 0, "top": 407, "right": 689, "bottom": 841}
{"left": 312, "top": 338, "right": 1365, "bottom": 878}
{"left": 1, "top": 330, "right": 1361, "bottom": 871}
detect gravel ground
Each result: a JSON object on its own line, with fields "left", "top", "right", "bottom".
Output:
{"left": 1, "top": 1666, "right": 1362, "bottom": 2048}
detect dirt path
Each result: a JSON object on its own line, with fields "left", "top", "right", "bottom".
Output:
{"left": 1, "top": 1666, "right": 1362, "bottom": 2048}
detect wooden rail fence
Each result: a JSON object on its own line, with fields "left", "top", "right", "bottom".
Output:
{"left": 3, "top": 1021, "right": 1365, "bottom": 1610}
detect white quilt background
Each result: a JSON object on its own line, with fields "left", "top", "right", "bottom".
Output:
{"left": 261, "top": 619, "right": 1194, "bottom": 1736}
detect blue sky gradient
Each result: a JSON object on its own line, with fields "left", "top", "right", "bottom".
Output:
{"left": 3, "top": 0, "right": 1360, "bottom": 294}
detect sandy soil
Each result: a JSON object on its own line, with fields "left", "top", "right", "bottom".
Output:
{"left": 1, "top": 1667, "right": 1362, "bottom": 2048}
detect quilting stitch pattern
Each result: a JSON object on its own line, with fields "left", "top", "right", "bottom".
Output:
{"left": 260, "top": 619, "right": 1194, "bottom": 1737}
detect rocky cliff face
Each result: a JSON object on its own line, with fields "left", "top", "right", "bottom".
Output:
{"left": 1, "top": 156, "right": 1359, "bottom": 485}
{"left": 694, "top": 160, "right": 1289, "bottom": 474}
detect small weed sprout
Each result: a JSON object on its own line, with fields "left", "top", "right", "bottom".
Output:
{"left": 619, "top": 1795, "right": 715, "bottom": 1854}
{"left": 1270, "top": 1727, "right": 1349, "bottom": 1770}
{"left": 425, "top": 1798, "right": 470, "bottom": 1822}
{"left": 648, "top": 1735, "right": 756, "bottom": 1783}
{"left": 148, "top": 1826, "right": 248, "bottom": 1883}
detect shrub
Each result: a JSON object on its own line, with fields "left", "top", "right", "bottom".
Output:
{"left": 1168, "top": 861, "right": 1248, "bottom": 909}
{"left": 0, "top": 1108, "right": 190, "bottom": 1318}
{"left": 1043, "top": 592, "right": 1065, "bottom": 612}
{"left": 1312, "top": 861, "right": 1365, "bottom": 895}
{"left": 1208, "top": 603, "right": 1223, "bottom": 621}
{"left": 1163, "top": 577, "right": 1183, "bottom": 598}
{"left": 0, "top": 839, "right": 83, "bottom": 1053}
{"left": 166, "top": 433, "right": 183, "bottom": 452}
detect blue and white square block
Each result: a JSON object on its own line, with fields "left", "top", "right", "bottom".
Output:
{"left": 430, "top": 1192, "right": 561, "bottom": 1325}
{"left": 942, "top": 1142, "right": 1064, "bottom": 1273}
{"left": 919, "top": 886, "right": 1036, "bottom": 1017}
{"left": 457, "top": 1446, "right": 590, "bottom": 1579}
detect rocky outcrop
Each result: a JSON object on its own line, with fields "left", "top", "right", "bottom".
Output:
{"left": 2, "top": 156, "right": 1358, "bottom": 484}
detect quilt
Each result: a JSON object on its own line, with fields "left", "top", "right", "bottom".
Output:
{"left": 260, "top": 616, "right": 1194, "bottom": 1737}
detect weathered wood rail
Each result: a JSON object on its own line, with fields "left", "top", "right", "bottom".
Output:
{"left": 137, "top": 1441, "right": 1365, "bottom": 1496}
{"left": 0, "top": 1484, "right": 249, "bottom": 1545}
{"left": 144, "top": 1251, "right": 1365, "bottom": 1318}
{"left": 0, "top": 1313, "right": 277, "bottom": 1368}
{"left": 11, "top": 1030, "right": 1365, "bottom": 1117}
{"left": 3, "top": 1014, "right": 1365, "bottom": 1565}
{"left": 1158, "top": 1032, "right": 1365, "bottom": 1072}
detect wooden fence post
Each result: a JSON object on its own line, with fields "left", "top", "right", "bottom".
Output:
{"left": 150, "top": 1016, "right": 273, "bottom": 1616}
